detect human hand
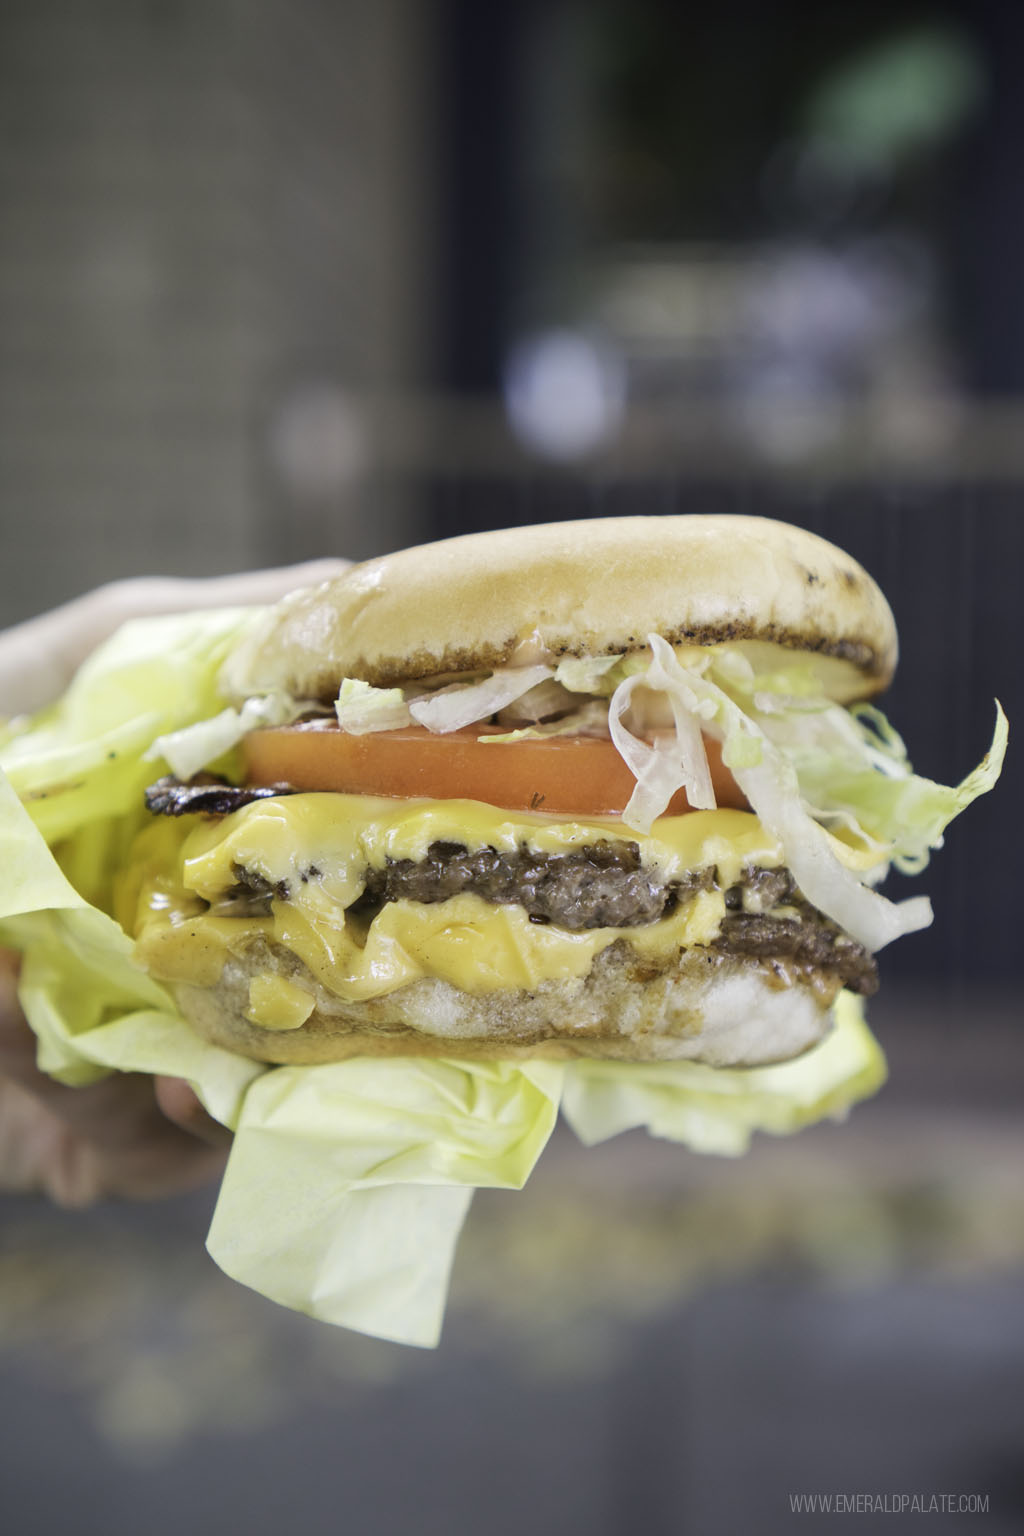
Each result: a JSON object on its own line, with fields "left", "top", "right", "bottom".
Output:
{"left": 0, "top": 560, "right": 348, "bottom": 1201}
{"left": 0, "top": 947, "right": 231, "bottom": 1203}
{"left": 0, "top": 559, "right": 347, "bottom": 717}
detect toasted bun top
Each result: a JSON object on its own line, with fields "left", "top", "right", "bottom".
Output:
{"left": 226, "top": 515, "right": 897, "bottom": 703}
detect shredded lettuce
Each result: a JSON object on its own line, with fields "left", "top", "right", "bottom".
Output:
{"left": 727, "top": 732, "right": 934, "bottom": 952}
{"left": 607, "top": 654, "right": 716, "bottom": 829}
{"left": 296, "top": 636, "right": 1005, "bottom": 952}
{"left": 540, "top": 635, "right": 1001, "bottom": 951}
{"left": 408, "top": 665, "right": 553, "bottom": 733}
{"left": 64, "top": 611, "right": 998, "bottom": 958}
{"left": 335, "top": 678, "right": 413, "bottom": 734}
{"left": 779, "top": 703, "right": 1008, "bottom": 876}
{"left": 364, "top": 632, "right": 998, "bottom": 954}
{"left": 114, "top": 616, "right": 999, "bottom": 912}
{"left": 618, "top": 638, "right": 935, "bottom": 951}
{"left": 553, "top": 653, "right": 624, "bottom": 694}
{"left": 495, "top": 677, "right": 575, "bottom": 724}
{"left": 702, "top": 648, "right": 1008, "bottom": 880}
{"left": 147, "top": 691, "right": 304, "bottom": 779}
{"left": 482, "top": 700, "right": 611, "bottom": 743}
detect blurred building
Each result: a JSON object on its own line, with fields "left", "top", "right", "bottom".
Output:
{"left": 1, "top": 8, "right": 1022, "bottom": 1536}
{"left": 0, "top": 0, "right": 431, "bottom": 597}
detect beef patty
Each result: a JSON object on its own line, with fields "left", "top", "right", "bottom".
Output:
{"left": 222, "top": 842, "right": 879, "bottom": 997}
{"left": 147, "top": 776, "right": 878, "bottom": 996}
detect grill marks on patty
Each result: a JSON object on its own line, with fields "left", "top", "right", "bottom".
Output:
{"left": 716, "top": 907, "right": 878, "bottom": 996}
{"left": 145, "top": 774, "right": 296, "bottom": 817}
{"left": 210, "top": 862, "right": 301, "bottom": 918}
{"left": 146, "top": 776, "right": 877, "bottom": 994}
{"left": 356, "top": 840, "right": 712, "bottom": 930}
{"left": 214, "top": 839, "right": 879, "bottom": 996}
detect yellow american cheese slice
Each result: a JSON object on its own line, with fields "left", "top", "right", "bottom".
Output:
{"left": 129, "top": 794, "right": 873, "bottom": 1004}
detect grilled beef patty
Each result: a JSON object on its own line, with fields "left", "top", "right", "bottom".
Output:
{"left": 356, "top": 839, "right": 714, "bottom": 929}
{"left": 220, "top": 843, "right": 879, "bottom": 996}
{"left": 145, "top": 773, "right": 295, "bottom": 817}
{"left": 148, "top": 778, "right": 878, "bottom": 995}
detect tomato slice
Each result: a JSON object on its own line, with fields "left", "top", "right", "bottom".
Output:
{"left": 243, "top": 725, "right": 748, "bottom": 818}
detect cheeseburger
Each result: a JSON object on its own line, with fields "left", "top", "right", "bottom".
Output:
{"left": 128, "top": 515, "right": 1003, "bottom": 1071}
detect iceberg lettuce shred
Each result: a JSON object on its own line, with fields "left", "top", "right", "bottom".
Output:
{"left": 147, "top": 691, "right": 305, "bottom": 779}
{"left": 335, "top": 679, "right": 413, "bottom": 734}
{"left": 408, "top": 665, "right": 553, "bottom": 733}
{"left": 326, "top": 638, "right": 1004, "bottom": 953}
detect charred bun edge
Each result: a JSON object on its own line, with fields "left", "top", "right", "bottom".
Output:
{"left": 225, "top": 515, "right": 899, "bottom": 706}
{"left": 324, "top": 619, "right": 891, "bottom": 696}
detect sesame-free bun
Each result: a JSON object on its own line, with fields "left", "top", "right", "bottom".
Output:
{"left": 173, "top": 936, "right": 838, "bottom": 1069}
{"left": 224, "top": 515, "right": 898, "bottom": 705}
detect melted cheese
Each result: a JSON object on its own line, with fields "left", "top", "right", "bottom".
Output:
{"left": 245, "top": 973, "right": 316, "bottom": 1030}
{"left": 177, "top": 795, "right": 785, "bottom": 903}
{"left": 129, "top": 794, "right": 861, "bottom": 1006}
{"left": 136, "top": 886, "right": 730, "bottom": 1002}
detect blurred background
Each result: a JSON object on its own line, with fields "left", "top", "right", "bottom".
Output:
{"left": 1, "top": 3, "right": 1021, "bottom": 1531}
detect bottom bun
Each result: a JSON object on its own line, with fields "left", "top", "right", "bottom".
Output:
{"left": 174, "top": 936, "right": 840, "bottom": 1068}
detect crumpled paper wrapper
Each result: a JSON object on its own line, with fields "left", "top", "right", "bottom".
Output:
{"left": 0, "top": 611, "right": 886, "bottom": 1347}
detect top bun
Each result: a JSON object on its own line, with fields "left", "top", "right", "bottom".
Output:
{"left": 226, "top": 515, "right": 897, "bottom": 704}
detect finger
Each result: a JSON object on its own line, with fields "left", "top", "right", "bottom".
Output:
{"left": 0, "top": 1053, "right": 228, "bottom": 1204}
{"left": 0, "top": 949, "right": 230, "bottom": 1201}
{"left": 0, "top": 559, "right": 350, "bottom": 715}
{"left": 0, "top": 958, "right": 94, "bottom": 1102}
{"left": 0, "top": 991, "right": 202, "bottom": 1156}
{"left": 0, "top": 951, "right": 41, "bottom": 1086}
{"left": 154, "top": 1076, "right": 233, "bottom": 1150}
{"left": 164, "top": 560, "right": 351, "bottom": 606}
